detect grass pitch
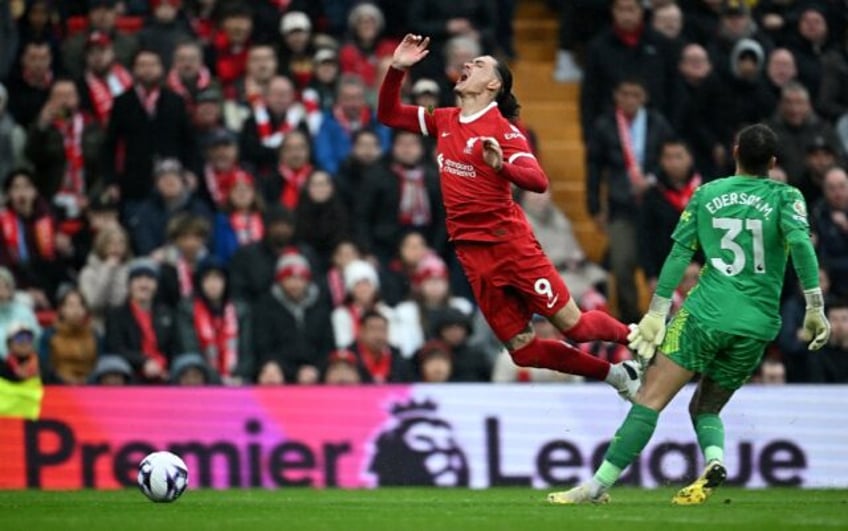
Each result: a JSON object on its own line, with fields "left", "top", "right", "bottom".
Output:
{"left": 1, "top": 487, "right": 846, "bottom": 531}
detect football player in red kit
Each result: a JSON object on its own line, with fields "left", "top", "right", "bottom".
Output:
{"left": 378, "top": 35, "right": 641, "bottom": 399}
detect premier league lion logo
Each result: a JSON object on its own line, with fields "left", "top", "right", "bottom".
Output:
{"left": 368, "top": 399, "right": 470, "bottom": 487}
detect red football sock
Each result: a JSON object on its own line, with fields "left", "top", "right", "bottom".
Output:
{"left": 565, "top": 310, "right": 630, "bottom": 344}
{"left": 510, "top": 337, "right": 610, "bottom": 381}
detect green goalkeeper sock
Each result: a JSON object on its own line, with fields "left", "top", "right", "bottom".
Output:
{"left": 594, "top": 404, "right": 659, "bottom": 487}
{"left": 694, "top": 413, "right": 725, "bottom": 464}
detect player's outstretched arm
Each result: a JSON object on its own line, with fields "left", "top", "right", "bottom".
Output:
{"left": 628, "top": 242, "right": 695, "bottom": 363}
{"left": 377, "top": 35, "right": 434, "bottom": 133}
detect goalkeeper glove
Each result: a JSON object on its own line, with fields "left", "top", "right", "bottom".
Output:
{"left": 628, "top": 295, "right": 672, "bottom": 364}
{"left": 800, "top": 288, "right": 831, "bottom": 351}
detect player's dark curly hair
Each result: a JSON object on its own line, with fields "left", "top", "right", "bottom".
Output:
{"left": 736, "top": 124, "right": 778, "bottom": 177}
{"left": 494, "top": 61, "right": 520, "bottom": 121}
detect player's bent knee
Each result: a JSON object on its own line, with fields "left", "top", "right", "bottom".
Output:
{"left": 506, "top": 328, "right": 537, "bottom": 366}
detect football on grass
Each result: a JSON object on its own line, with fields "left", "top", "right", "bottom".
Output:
{"left": 137, "top": 451, "right": 189, "bottom": 503}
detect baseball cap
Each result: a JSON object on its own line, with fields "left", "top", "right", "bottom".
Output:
{"left": 314, "top": 48, "right": 338, "bottom": 64}
{"left": 86, "top": 30, "right": 112, "bottom": 50}
{"left": 205, "top": 128, "right": 237, "bottom": 148}
{"left": 276, "top": 252, "right": 312, "bottom": 281}
{"left": 5, "top": 322, "right": 35, "bottom": 344}
{"left": 280, "top": 12, "right": 311, "bottom": 34}
{"left": 412, "top": 78, "right": 440, "bottom": 96}
{"left": 153, "top": 158, "right": 184, "bottom": 179}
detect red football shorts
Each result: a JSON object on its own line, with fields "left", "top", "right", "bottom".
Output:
{"left": 454, "top": 238, "right": 570, "bottom": 342}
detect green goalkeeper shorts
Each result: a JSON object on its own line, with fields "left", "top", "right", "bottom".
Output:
{"left": 659, "top": 307, "right": 768, "bottom": 391}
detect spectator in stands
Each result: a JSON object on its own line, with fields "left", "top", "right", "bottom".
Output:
{"left": 778, "top": 267, "right": 831, "bottom": 382}
{"left": 200, "top": 128, "right": 254, "bottom": 209}
{"left": 303, "top": 48, "right": 339, "bottom": 116}
{"left": 807, "top": 299, "right": 848, "bottom": 383}
{"left": 415, "top": 339, "right": 453, "bottom": 383}
{"left": 211, "top": 4, "right": 253, "bottom": 95}
{"left": 253, "top": 252, "right": 333, "bottom": 384}
{"left": 77, "top": 30, "right": 133, "bottom": 126}
{"left": 757, "top": 357, "right": 787, "bottom": 384}
{"left": 347, "top": 310, "right": 411, "bottom": 383}
{"left": 155, "top": 213, "right": 211, "bottom": 308}
{"left": 229, "top": 205, "right": 308, "bottom": 304}
{"left": 263, "top": 129, "right": 313, "bottom": 210}
{"left": 166, "top": 40, "right": 214, "bottom": 110}
{"left": 88, "top": 354, "right": 133, "bottom": 385}
{"left": 765, "top": 47, "right": 798, "bottom": 99}
{"left": 436, "top": 36, "right": 480, "bottom": 106}
{"left": 335, "top": 128, "right": 383, "bottom": 212}
{"left": 818, "top": 31, "right": 848, "bottom": 122}
{"left": 190, "top": 86, "right": 225, "bottom": 149}
{"left": 339, "top": 3, "right": 397, "bottom": 91}
{"left": 521, "top": 189, "right": 608, "bottom": 308}
{"left": 586, "top": 77, "right": 674, "bottom": 322}
{"left": 0, "top": 84, "right": 25, "bottom": 183}
{"left": 432, "top": 307, "right": 490, "bottom": 382}
{"left": 0, "top": 267, "right": 41, "bottom": 359}
{"left": 26, "top": 79, "right": 103, "bottom": 220}
{"left": 62, "top": 0, "right": 137, "bottom": 79}
{"left": 580, "top": 0, "right": 677, "bottom": 139}
{"left": 813, "top": 166, "right": 848, "bottom": 297}
{"left": 491, "top": 315, "right": 579, "bottom": 383}
{"left": 356, "top": 130, "right": 445, "bottom": 265}
{"left": 315, "top": 74, "right": 390, "bottom": 175}
{"left": 382, "top": 231, "right": 430, "bottom": 306}
{"left": 39, "top": 287, "right": 99, "bottom": 384}
{"left": 332, "top": 259, "right": 392, "bottom": 349}
{"left": 798, "top": 135, "right": 842, "bottom": 205}
{"left": 294, "top": 170, "right": 350, "bottom": 271}
{"left": 78, "top": 224, "right": 130, "bottom": 330}
{"left": 410, "top": 78, "right": 440, "bottom": 111}
{"left": 752, "top": 0, "right": 794, "bottom": 46}
{"left": 326, "top": 240, "right": 361, "bottom": 308}
{"left": 169, "top": 351, "right": 219, "bottom": 385}
{"left": 102, "top": 49, "right": 194, "bottom": 217}
{"left": 276, "top": 11, "right": 315, "bottom": 90}
{"left": 707, "top": 0, "right": 774, "bottom": 83}
{"left": 407, "top": 0, "right": 497, "bottom": 74}
{"left": 323, "top": 348, "right": 362, "bottom": 384}
{"left": 720, "top": 38, "right": 778, "bottom": 133}
{"left": 639, "top": 139, "right": 702, "bottom": 288}
{"left": 785, "top": 5, "right": 832, "bottom": 103}
{"left": 225, "top": 44, "right": 277, "bottom": 128}
{"left": 0, "top": 2, "right": 17, "bottom": 81}
{"left": 6, "top": 41, "right": 54, "bottom": 128}
{"left": 128, "top": 159, "right": 212, "bottom": 256}
{"left": 176, "top": 259, "right": 252, "bottom": 384}
{"left": 669, "top": 43, "right": 727, "bottom": 179}
{"left": 767, "top": 81, "right": 843, "bottom": 183}
{"left": 138, "top": 0, "right": 193, "bottom": 70}
{"left": 0, "top": 170, "right": 67, "bottom": 308}
{"left": 652, "top": 2, "right": 684, "bottom": 44}
{"left": 104, "top": 258, "right": 180, "bottom": 382}
{"left": 239, "top": 75, "right": 309, "bottom": 175}
{"left": 0, "top": 321, "right": 40, "bottom": 382}
{"left": 392, "top": 253, "right": 473, "bottom": 359}
{"left": 212, "top": 171, "right": 264, "bottom": 265}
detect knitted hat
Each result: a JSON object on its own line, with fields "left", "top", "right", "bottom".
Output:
{"left": 275, "top": 252, "right": 311, "bottom": 281}
{"left": 89, "top": 355, "right": 133, "bottom": 384}
{"left": 344, "top": 259, "right": 379, "bottom": 292}
{"left": 280, "top": 11, "right": 311, "bottom": 34}
{"left": 127, "top": 257, "right": 160, "bottom": 281}
{"left": 413, "top": 253, "right": 448, "bottom": 285}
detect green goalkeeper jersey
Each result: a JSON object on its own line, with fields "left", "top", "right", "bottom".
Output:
{"left": 671, "top": 176, "right": 811, "bottom": 340}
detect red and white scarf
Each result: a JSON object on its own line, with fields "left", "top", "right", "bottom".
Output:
{"left": 229, "top": 211, "right": 264, "bottom": 245}
{"left": 53, "top": 113, "right": 86, "bottom": 198}
{"left": 332, "top": 104, "right": 371, "bottom": 134}
{"left": 252, "top": 95, "right": 305, "bottom": 148}
{"left": 615, "top": 109, "right": 648, "bottom": 200}
{"left": 357, "top": 340, "right": 392, "bottom": 383}
{"left": 166, "top": 66, "right": 213, "bottom": 103}
{"left": 85, "top": 64, "right": 133, "bottom": 124}
{"left": 193, "top": 298, "right": 238, "bottom": 377}
{"left": 0, "top": 209, "right": 55, "bottom": 262}
{"left": 661, "top": 174, "right": 702, "bottom": 212}
{"left": 278, "top": 162, "right": 313, "bottom": 209}
{"left": 135, "top": 85, "right": 161, "bottom": 117}
{"left": 176, "top": 257, "right": 194, "bottom": 298}
{"left": 130, "top": 301, "right": 167, "bottom": 370}
{"left": 204, "top": 165, "right": 252, "bottom": 208}
{"left": 393, "top": 164, "right": 431, "bottom": 226}
{"left": 327, "top": 267, "right": 346, "bottom": 307}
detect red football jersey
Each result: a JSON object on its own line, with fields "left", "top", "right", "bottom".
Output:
{"left": 412, "top": 102, "right": 539, "bottom": 242}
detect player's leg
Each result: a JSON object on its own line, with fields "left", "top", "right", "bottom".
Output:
{"left": 548, "top": 352, "right": 695, "bottom": 504}
{"left": 550, "top": 296, "right": 631, "bottom": 345}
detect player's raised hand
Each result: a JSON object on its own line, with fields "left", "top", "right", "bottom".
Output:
{"left": 392, "top": 34, "right": 430, "bottom": 70}
{"left": 482, "top": 137, "right": 504, "bottom": 171}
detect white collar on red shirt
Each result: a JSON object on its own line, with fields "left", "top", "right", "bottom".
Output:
{"left": 459, "top": 101, "right": 498, "bottom": 124}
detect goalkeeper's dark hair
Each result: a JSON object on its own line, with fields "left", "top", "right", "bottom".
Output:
{"left": 494, "top": 60, "right": 520, "bottom": 121}
{"left": 736, "top": 123, "right": 778, "bottom": 176}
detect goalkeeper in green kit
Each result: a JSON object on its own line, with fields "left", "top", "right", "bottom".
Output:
{"left": 548, "top": 124, "right": 831, "bottom": 505}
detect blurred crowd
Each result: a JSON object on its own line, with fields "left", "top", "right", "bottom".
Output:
{"left": 0, "top": 0, "right": 845, "bottom": 388}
